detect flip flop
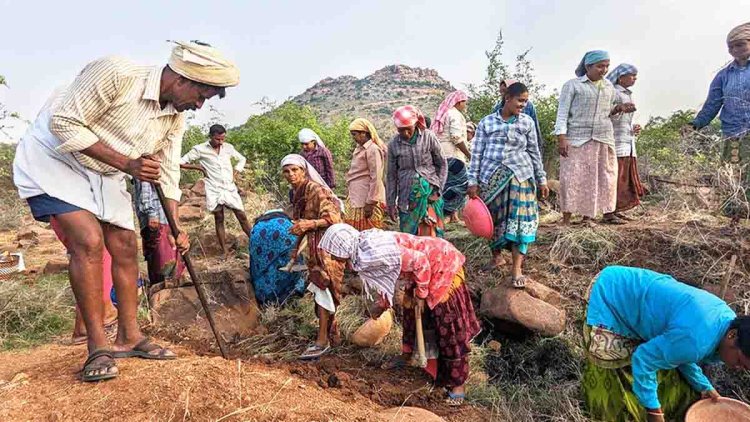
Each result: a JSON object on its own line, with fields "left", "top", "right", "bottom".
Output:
{"left": 511, "top": 275, "right": 528, "bottom": 289}
{"left": 299, "top": 344, "right": 330, "bottom": 361}
{"left": 446, "top": 392, "right": 465, "bottom": 407}
{"left": 112, "top": 338, "right": 176, "bottom": 360}
{"left": 614, "top": 212, "right": 634, "bottom": 221}
{"left": 81, "top": 349, "right": 118, "bottom": 382}
{"left": 381, "top": 355, "right": 408, "bottom": 370}
{"left": 601, "top": 216, "right": 626, "bottom": 225}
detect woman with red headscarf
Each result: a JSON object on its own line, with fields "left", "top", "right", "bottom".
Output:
{"left": 386, "top": 105, "right": 448, "bottom": 237}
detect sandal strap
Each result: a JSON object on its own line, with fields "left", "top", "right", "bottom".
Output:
{"left": 133, "top": 337, "right": 169, "bottom": 355}
{"left": 512, "top": 276, "right": 527, "bottom": 287}
{"left": 132, "top": 337, "right": 153, "bottom": 351}
{"left": 84, "top": 349, "right": 115, "bottom": 371}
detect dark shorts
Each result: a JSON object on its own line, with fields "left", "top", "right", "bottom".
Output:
{"left": 26, "top": 194, "right": 83, "bottom": 223}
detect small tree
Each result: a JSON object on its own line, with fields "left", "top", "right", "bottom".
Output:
{"left": 465, "top": 31, "right": 544, "bottom": 124}
{"left": 0, "top": 75, "right": 22, "bottom": 140}
{"left": 228, "top": 101, "right": 352, "bottom": 196}
{"left": 637, "top": 110, "right": 722, "bottom": 177}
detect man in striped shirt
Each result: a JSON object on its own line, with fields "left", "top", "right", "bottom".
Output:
{"left": 13, "top": 41, "right": 239, "bottom": 382}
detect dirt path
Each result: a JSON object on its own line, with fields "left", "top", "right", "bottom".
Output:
{"left": 0, "top": 342, "right": 490, "bottom": 421}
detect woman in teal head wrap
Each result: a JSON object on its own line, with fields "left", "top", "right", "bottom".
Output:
{"left": 554, "top": 50, "right": 632, "bottom": 226}
{"left": 575, "top": 50, "right": 610, "bottom": 77}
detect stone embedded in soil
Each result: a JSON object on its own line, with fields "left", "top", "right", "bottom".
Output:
{"left": 376, "top": 407, "right": 445, "bottom": 422}
{"left": 190, "top": 179, "right": 207, "bottom": 196}
{"left": 194, "top": 232, "right": 239, "bottom": 256}
{"left": 327, "top": 373, "right": 341, "bottom": 388}
{"left": 179, "top": 205, "right": 204, "bottom": 222}
{"left": 43, "top": 258, "right": 68, "bottom": 275}
{"left": 480, "top": 285, "right": 566, "bottom": 337}
{"left": 15, "top": 225, "right": 58, "bottom": 247}
{"left": 149, "top": 269, "right": 259, "bottom": 341}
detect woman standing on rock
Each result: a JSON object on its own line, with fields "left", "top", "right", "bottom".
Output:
{"left": 281, "top": 154, "right": 344, "bottom": 360}
{"left": 319, "top": 223, "right": 481, "bottom": 407}
{"left": 386, "top": 105, "right": 448, "bottom": 237}
{"left": 344, "top": 118, "right": 387, "bottom": 230}
{"left": 583, "top": 266, "right": 750, "bottom": 422}
{"left": 607, "top": 64, "right": 645, "bottom": 219}
{"left": 492, "top": 79, "right": 544, "bottom": 157}
{"left": 554, "top": 50, "right": 630, "bottom": 225}
{"left": 467, "top": 83, "right": 548, "bottom": 284}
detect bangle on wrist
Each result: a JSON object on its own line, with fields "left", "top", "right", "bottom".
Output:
{"left": 646, "top": 410, "right": 663, "bottom": 415}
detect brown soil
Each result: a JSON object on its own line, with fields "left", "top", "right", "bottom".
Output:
{"left": 0, "top": 342, "right": 488, "bottom": 421}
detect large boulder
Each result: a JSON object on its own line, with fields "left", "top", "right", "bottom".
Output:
{"left": 376, "top": 407, "right": 445, "bottom": 422}
{"left": 150, "top": 269, "right": 259, "bottom": 341}
{"left": 480, "top": 281, "right": 566, "bottom": 337}
{"left": 523, "top": 278, "right": 563, "bottom": 307}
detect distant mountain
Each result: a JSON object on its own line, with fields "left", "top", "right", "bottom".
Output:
{"left": 292, "top": 64, "right": 455, "bottom": 137}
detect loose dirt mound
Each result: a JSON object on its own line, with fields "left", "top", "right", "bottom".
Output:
{"left": 0, "top": 343, "right": 490, "bottom": 421}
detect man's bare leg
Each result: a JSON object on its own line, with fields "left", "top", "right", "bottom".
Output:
{"left": 213, "top": 207, "right": 228, "bottom": 257}
{"left": 231, "top": 208, "right": 252, "bottom": 235}
{"left": 103, "top": 223, "right": 175, "bottom": 357}
{"left": 53, "top": 211, "right": 117, "bottom": 377}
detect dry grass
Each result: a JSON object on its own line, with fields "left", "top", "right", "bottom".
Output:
{"left": 0, "top": 274, "right": 74, "bottom": 350}
{"left": 444, "top": 181, "right": 750, "bottom": 421}
{"left": 549, "top": 227, "right": 621, "bottom": 268}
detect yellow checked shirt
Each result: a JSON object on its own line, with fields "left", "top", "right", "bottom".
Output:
{"left": 50, "top": 56, "right": 185, "bottom": 200}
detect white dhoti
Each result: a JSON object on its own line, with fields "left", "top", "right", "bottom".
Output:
{"left": 13, "top": 106, "right": 135, "bottom": 231}
{"left": 205, "top": 179, "right": 244, "bottom": 212}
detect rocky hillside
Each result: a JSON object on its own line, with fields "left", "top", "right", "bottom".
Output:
{"left": 292, "top": 64, "right": 455, "bottom": 136}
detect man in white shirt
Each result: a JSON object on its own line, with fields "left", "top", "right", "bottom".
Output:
{"left": 181, "top": 124, "right": 251, "bottom": 257}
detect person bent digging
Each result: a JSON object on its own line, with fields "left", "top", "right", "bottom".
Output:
{"left": 12, "top": 41, "right": 240, "bottom": 382}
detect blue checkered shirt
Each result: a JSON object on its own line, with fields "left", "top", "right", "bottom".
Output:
{"left": 467, "top": 112, "right": 547, "bottom": 186}
{"left": 692, "top": 61, "right": 750, "bottom": 138}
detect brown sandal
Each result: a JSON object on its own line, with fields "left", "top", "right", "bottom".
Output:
{"left": 112, "top": 338, "right": 176, "bottom": 360}
{"left": 511, "top": 275, "right": 528, "bottom": 289}
{"left": 81, "top": 349, "right": 118, "bottom": 382}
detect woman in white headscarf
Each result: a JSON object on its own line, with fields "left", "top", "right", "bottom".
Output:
{"left": 280, "top": 154, "right": 344, "bottom": 360}
{"left": 298, "top": 128, "right": 336, "bottom": 188}
{"left": 319, "top": 223, "right": 481, "bottom": 407}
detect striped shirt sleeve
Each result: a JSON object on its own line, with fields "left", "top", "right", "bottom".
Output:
{"left": 553, "top": 80, "right": 575, "bottom": 136}
{"left": 51, "top": 57, "right": 124, "bottom": 154}
{"left": 158, "top": 114, "right": 186, "bottom": 201}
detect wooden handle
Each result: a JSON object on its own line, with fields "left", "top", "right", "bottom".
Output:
{"left": 720, "top": 255, "right": 737, "bottom": 300}
{"left": 415, "top": 307, "right": 427, "bottom": 368}
{"left": 152, "top": 183, "right": 228, "bottom": 359}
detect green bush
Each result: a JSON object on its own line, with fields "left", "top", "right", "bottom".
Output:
{"left": 228, "top": 102, "right": 354, "bottom": 197}
{"left": 637, "top": 110, "right": 722, "bottom": 177}
{"left": 179, "top": 125, "right": 209, "bottom": 186}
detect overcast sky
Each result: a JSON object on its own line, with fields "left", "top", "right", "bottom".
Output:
{"left": 0, "top": 0, "right": 745, "bottom": 142}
